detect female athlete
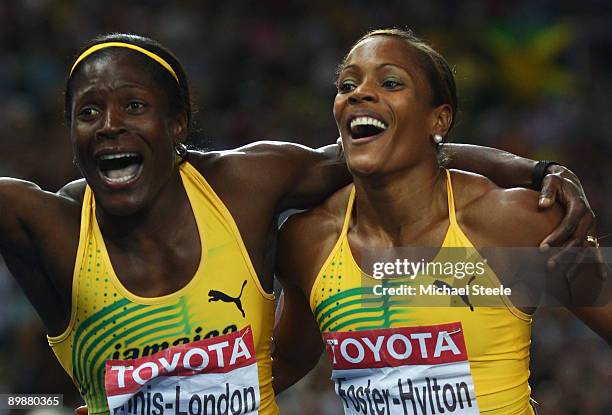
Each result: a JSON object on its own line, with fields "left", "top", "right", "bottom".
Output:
{"left": 1, "top": 32, "right": 596, "bottom": 414}
{"left": 273, "top": 29, "right": 610, "bottom": 414}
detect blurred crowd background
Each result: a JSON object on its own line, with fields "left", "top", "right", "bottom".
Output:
{"left": 0, "top": 0, "right": 610, "bottom": 414}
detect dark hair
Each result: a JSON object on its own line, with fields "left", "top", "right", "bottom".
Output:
{"left": 339, "top": 28, "right": 458, "bottom": 136}
{"left": 64, "top": 33, "right": 193, "bottom": 132}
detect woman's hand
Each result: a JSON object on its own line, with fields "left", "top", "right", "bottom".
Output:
{"left": 538, "top": 165, "right": 596, "bottom": 267}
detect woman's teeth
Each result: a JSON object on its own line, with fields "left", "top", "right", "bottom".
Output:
{"left": 97, "top": 153, "right": 143, "bottom": 183}
{"left": 349, "top": 117, "right": 388, "bottom": 139}
{"left": 350, "top": 116, "right": 388, "bottom": 131}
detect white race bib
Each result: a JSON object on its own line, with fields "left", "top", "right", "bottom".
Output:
{"left": 105, "top": 325, "right": 260, "bottom": 415}
{"left": 323, "top": 323, "right": 479, "bottom": 415}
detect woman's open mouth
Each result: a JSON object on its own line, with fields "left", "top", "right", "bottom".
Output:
{"left": 96, "top": 152, "right": 144, "bottom": 187}
{"left": 349, "top": 116, "right": 388, "bottom": 142}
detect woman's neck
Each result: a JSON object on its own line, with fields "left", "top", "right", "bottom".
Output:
{"left": 96, "top": 168, "right": 191, "bottom": 245}
{"left": 352, "top": 158, "right": 448, "bottom": 245}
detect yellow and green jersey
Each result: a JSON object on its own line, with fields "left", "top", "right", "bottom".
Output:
{"left": 48, "top": 162, "right": 277, "bottom": 415}
{"left": 311, "top": 171, "right": 533, "bottom": 415}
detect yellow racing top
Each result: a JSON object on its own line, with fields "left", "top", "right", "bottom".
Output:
{"left": 48, "top": 162, "right": 277, "bottom": 415}
{"left": 311, "top": 170, "right": 533, "bottom": 415}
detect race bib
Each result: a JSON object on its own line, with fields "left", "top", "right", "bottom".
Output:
{"left": 105, "top": 326, "right": 260, "bottom": 415}
{"left": 323, "top": 323, "right": 479, "bottom": 415}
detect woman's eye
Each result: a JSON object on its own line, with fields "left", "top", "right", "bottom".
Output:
{"left": 77, "top": 106, "right": 99, "bottom": 120}
{"left": 126, "top": 101, "right": 146, "bottom": 112}
{"left": 382, "top": 79, "right": 402, "bottom": 89}
{"left": 338, "top": 80, "right": 357, "bottom": 93}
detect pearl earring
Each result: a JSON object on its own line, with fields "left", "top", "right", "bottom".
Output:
{"left": 433, "top": 134, "right": 443, "bottom": 144}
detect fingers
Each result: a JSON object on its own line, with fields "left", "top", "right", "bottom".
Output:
{"left": 540, "top": 201, "right": 590, "bottom": 250}
{"left": 546, "top": 237, "right": 583, "bottom": 270}
{"left": 538, "top": 166, "right": 595, "bottom": 249}
{"left": 538, "top": 175, "right": 560, "bottom": 208}
{"left": 540, "top": 216, "right": 578, "bottom": 250}
{"left": 558, "top": 224, "right": 601, "bottom": 282}
{"left": 572, "top": 210, "right": 594, "bottom": 243}
{"left": 564, "top": 243, "right": 591, "bottom": 283}
{"left": 543, "top": 213, "right": 592, "bottom": 265}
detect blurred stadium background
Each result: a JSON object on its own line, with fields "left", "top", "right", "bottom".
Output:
{"left": 0, "top": 1, "right": 610, "bottom": 414}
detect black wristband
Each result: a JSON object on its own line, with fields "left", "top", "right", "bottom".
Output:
{"left": 532, "top": 161, "right": 559, "bottom": 190}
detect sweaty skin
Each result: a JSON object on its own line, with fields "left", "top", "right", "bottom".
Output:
{"left": 272, "top": 34, "right": 611, "bottom": 396}
{"left": 0, "top": 40, "right": 600, "bottom": 412}
{"left": 8, "top": 138, "right": 589, "bottom": 338}
{"left": 0, "top": 52, "right": 349, "bottom": 338}
{"left": 274, "top": 171, "right": 612, "bottom": 392}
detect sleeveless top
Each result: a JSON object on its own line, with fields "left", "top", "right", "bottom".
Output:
{"left": 48, "top": 162, "right": 278, "bottom": 415}
{"left": 310, "top": 171, "right": 534, "bottom": 414}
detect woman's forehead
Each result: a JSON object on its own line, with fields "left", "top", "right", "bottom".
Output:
{"left": 71, "top": 51, "right": 160, "bottom": 91}
{"left": 345, "top": 36, "right": 418, "bottom": 69}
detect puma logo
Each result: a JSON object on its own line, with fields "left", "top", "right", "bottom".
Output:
{"left": 433, "top": 275, "right": 476, "bottom": 311}
{"left": 208, "top": 280, "right": 247, "bottom": 318}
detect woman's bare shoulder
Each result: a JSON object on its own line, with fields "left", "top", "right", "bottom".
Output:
{"left": 450, "top": 169, "right": 563, "bottom": 247}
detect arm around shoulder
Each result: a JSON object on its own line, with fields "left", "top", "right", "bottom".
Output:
{"left": 464, "top": 181, "right": 611, "bottom": 343}
{"left": 210, "top": 140, "right": 351, "bottom": 212}
{"left": 463, "top": 183, "right": 564, "bottom": 248}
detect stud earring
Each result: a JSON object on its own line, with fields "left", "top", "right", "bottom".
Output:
{"left": 433, "top": 134, "right": 443, "bottom": 144}
{"left": 175, "top": 143, "right": 188, "bottom": 164}
{"left": 175, "top": 142, "right": 188, "bottom": 159}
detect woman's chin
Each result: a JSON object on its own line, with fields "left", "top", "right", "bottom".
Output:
{"left": 346, "top": 156, "right": 383, "bottom": 178}
{"left": 94, "top": 191, "right": 148, "bottom": 218}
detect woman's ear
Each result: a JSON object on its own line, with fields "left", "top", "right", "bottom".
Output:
{"left": 170, "top": 113, "right": 188, "bottom": 145}
{"left": 431, "top": 104, "right": 453, "bottom": 138}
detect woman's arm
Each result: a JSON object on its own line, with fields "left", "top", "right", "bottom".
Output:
{"left": 0, "top": 178, "right": 79, "bottom": 334}
{"left": 444, "top": 143, "right": 536, "bottom": 188}
{"left": 570, "top": 304, "right": 612, "bottom": 346}
{"left": 63, "top": 141, "right": 594, "bottom": 250}
{"left": 563, "top": 245, "right": 612, "bottom": 345}
{"left": 271, "top": 206, "right": 340, "bottom": 393}
{"left": 272, "top": 288, "right": 323, "bottom": 394}
{"left": 238, "top": 141, "right": 594, "bottom": 250}
{"left": 0, "top": 179, "right": 46, "bottom": 254}
{"left": 57, "top": 178, "right": 86, "bottom": 202}
{"left": 464, "top": 180, "right": 611, "bottom": 343}
{"left": 444, "top": 143, "right": 594, "bottom": 250}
